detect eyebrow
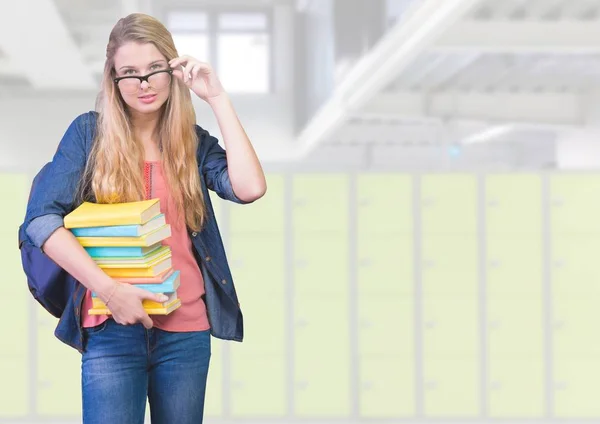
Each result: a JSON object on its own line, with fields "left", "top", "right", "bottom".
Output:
{"left": 118, "top": 60, "right": 166, "bottom": 71}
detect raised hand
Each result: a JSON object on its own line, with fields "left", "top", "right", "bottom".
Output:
{"left": 169, "top": 55, "right": 225, "bottom": 102}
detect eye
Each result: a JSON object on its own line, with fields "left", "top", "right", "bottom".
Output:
{"left": 150, "top": 64, "right": 163, "bottom": 70}
{"left": 123, "top": 69, "right": 136, "bottom": 75}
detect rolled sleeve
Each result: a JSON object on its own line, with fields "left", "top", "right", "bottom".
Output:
{"left": 198, "top": 126, "right": 250, "bottom": 205}
{"left": 26, "top": 214, "right": 64, "bottom": 249}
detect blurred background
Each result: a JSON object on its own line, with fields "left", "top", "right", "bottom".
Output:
{"left": 2, "top": 0, "right": 600, "bottom": 422}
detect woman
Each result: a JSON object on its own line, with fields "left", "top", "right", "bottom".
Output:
{"left": 23, "top": 13, "right": 266, "bottom": 424}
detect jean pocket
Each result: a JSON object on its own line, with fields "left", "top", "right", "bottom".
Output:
{"left": 83, "top": 319, "right": 110, "bottom": 335}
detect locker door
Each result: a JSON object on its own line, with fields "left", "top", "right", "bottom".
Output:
{"left": 204, "top": 337, "right": 223, "bottom": 417}
{"left": 0, "top": 175, "right": 29, "bottom": 418}
{"left": 488, "top": 358, "right": 544, "bottom": 417}
{"left": 36, "top": 314, "right": 81, "bottom": 416}
{"left": 294, "top": 296, "right": 350, "bottom": 417}
{"left": 359, "top": 357, "right": 415, "bottom": 417}
{"left": 423, "top": 358, "right": 479, "bottom": 417}
{"left": 550, "top": 175, "right": 600, "bottom": 233}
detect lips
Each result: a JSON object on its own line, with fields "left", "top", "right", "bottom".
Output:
{"left": 138, "top": 93, "right": 157, "bottom": 104}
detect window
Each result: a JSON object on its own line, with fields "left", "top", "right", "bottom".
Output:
{"left": 217, "top": 34, "right": 269, "bottom": 92}
{"left": 167, "top": 9, "right": 272, "bottom": 94}
{"left": 171, "top": 34, "right": 209, "bottom": 62}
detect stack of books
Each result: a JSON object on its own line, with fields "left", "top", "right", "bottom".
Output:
{"left": 63, "top": 198, "right": 181, "bottom": 315}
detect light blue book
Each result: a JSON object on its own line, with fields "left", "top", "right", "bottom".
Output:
{"left": 71, "top": 214, "right": 165, "bottom": 237}
{"left": 85, "top": 242, "right": 162, "bottom": 258}
{"left": 92, "top": 271, "right": 180, "bottom": 297}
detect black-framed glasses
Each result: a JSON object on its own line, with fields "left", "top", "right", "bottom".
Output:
{"left": 114, "top": 69, "right": 173, "bottom": 94}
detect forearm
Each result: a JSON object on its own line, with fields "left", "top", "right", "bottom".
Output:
{"left": 42, "top": 227, "right": 115, "bottom": 300}
{"left": 208, "top": 93, "right": 266, "bottom": 201}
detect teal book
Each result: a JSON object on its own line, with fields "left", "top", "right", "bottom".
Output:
{"left": 92, "top": 271, "right": 180, "bottom": 297}
{"left": 71, "top": 214, "right": 165, "bottom": 237}
{"left": 85, "top": 242, "right": 162, "bottom": 258}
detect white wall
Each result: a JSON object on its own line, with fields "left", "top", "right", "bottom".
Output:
{"left": 0, "top": 5, "right": 297, "bottom": 174}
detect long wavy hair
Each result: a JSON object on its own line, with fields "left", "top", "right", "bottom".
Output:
{"left": 79, "top": 13, "right": 206, "bottom": 231}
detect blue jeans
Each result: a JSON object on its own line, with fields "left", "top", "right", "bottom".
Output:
{"left": 81, "top": 319, "right": 211, "bottom": 424}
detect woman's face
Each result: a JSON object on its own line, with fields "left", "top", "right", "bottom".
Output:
{"left": 113, "top": 42, "right": 172, "bottom": 116}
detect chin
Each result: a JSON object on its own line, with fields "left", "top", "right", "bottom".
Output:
{"left": 127, "top": 95, "right": 168, "bottom": 115}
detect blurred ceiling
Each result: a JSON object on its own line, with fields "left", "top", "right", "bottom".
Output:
{"left": 1, "top": 0, "right": 599, "bottom": 164}
{"left": 297, "top": 0, "right": 600, "bottom": 157}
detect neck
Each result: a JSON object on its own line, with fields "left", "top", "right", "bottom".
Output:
{"left": 129, "top": 109, "right": 161, "bottom": 145}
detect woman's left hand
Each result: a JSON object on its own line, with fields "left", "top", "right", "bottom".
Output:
{"left": 169, "top": 56, "right": 225, "bottom": 102}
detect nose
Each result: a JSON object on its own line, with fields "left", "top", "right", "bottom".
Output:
{"left": 140, "top": 80, "right": 150, "bottom": 90}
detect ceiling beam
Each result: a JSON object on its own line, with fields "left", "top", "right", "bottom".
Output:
{"left": 0, "top": 0, "right": 95, "bottom": 89}
{"left": 362, "top": 91, "right": 585, "bottom": 127}
{"left": 294, "top": 0, "right": 483, "bottom": 158}
{"left": 433, "top": 20, "right": 600, "bottom": 54}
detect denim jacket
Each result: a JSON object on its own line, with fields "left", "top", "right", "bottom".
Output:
{"left": 22, "top": 111, "right": 247, "bottom": 352}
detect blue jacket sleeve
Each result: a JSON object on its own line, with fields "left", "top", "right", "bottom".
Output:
{"left": 23, "top": 112, "right": 92, "bottom": 241}
{"left": 197, "top": 125, "right": 250, "bottom": 204}
{"left": 26, "top": 214, "right": 64, "bottom": 249}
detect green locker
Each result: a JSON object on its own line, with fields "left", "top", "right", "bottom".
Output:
{"left": 292, "top": 174, "right": 348, "bottom": 234}
{"left": 294, "top": 353, "right": 351, "bottom": 417}
{"left": 553, "top": 296, "right": 600, "bottom": 358}
{"left": 488, "top": 297, "right": 543, "bottom": 358}
{"left": 423, "top": 357, "right": 479, "bottom": 416}
{"left": 488, "top": 358, "right": 544, "bottom": 417}
{"left": 293, "top": 234, "right": 349, "bottom": 296}
{"left": 293, "top": 296, "right": 350, "bottom": 416}
{"left": 357, "top": 235, "right": 413, "bottom": 297}
{"left": 230, "top": 354, "right": 286, "bottom": 416}
{"left": 550, "top": 175, "right": 600, "bottom": 234}
{"left": 231, "top": 296, "right": 285, "bottom": 355}
{"left": 36, "top": 350, "right": 81, "bottom": 415}
{"left": 204, "top": 337, "right": 223, "bottom": 417}
{"left": 229, "top": 236, "right": 285, "bottom": 295}
{"left": 421, "top": 236, "right": 478, "bottom": 296}
{"left": 0, "top": 289, "right": 27, "bottom": 357}
{"left": 358, "top": 295, "right": 413, "bottom": 357}
{"left": 357, "top": 174, "right": 413, "bottom": 235}
{"left": 359, "top": 357, "right": 415, "bottom": 417}
{"left": 422, "top": 296, "right": 479, "bottom": 358}
{"left": 0, "top": 174, "right": 28, "bottom": 359}
{"left": 554, "top": 358, "right": 600, "bottom": 417}
{"left": 551, "top": 236, "right": 600, "bottom": 296}
{"left": 294, "top": 295, "right": 349, "bottom": 353}
{"left": 0, "top": 356, "right": 28, "bottom": 417}
{"left": 36, "top": 314, "right": 80, "bottom": 415}
{"left": 230, "top": 174, "right": 285, "bottom": 235}
{"left": 421, "top": 175, "right": 477, "bottom": 235}
{"left": 485, "top": 174, "right": 542, "bottom": 236}
{"left": 486, "top": 237, "right": 543, "bottom": 297}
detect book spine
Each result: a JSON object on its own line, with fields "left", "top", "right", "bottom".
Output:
{"left": 85, "top": 246, "right": 143, "bottom": 258}
{"left": 72, "top": 226, "right": 138, "bottom": 237}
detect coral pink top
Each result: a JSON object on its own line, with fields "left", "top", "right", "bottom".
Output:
{"left": 81, "top": 161, "right": 210, "bottom": 332}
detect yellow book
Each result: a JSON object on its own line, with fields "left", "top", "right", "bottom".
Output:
{"left": 88, "top": 298, "right": 181, "bottom": 315}
{"left": 103, "top": 256, "right": 172, "bottom": 278}
{"left": 76, "top": 225, "right": 171, "bottom": 247}
{"left": 92, "top": 292, "right": 178, "bottom": 309}
{"left": 65, "top": 199, "right": 161, "bottom": 229}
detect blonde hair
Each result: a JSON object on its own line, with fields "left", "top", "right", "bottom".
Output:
{"left": 80, "top": 13, "right": 206, "bottom": 231}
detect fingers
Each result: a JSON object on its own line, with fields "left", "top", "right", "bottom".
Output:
{"left": 183, "top": 62, "right": 195, "bottom": 84}
{"left": 137, "top": 288, "right": 169, "bottom": 303}
{"left": 169, "top": 56, "right": 211, "bottom": 83}
{"left": 168, "top": 55, "right": 189, "bottom": 68}
{"left": 189, "top": 64, "right": 202, "bottom": 83}
{"left": 140, "top": 313, "right": 153, "bottom": 329}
